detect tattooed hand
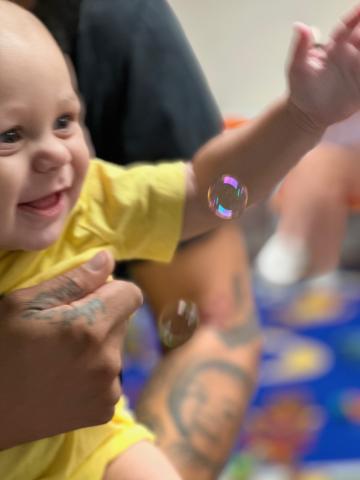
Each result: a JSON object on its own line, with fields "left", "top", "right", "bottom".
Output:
{"left": 0, "top": 251, "right": 143, "bottom": 450}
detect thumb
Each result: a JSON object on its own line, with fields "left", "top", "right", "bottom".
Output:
{"left": 14, "top": 251, "right": 115, "bottom": 309}
{"left": 288, "top": 22, "right": 313, "bottom": 71}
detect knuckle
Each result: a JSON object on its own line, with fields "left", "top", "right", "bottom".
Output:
{"left": 62, "top": 267, "right": 93, "bottom": 297}
{"left": 129, "top": 282, "right": 144, "bottom": 307}
{"left": 65, "top": 321, "right": 105, "bottom": 348}
{"left": 93, "top": 352, "right": 121, "bottom": 384}
{"left": 92, "top": 380, "right": 121, "bottom": 424}
{"left": 112, "top": 280, "right": 143, "bottom": 311}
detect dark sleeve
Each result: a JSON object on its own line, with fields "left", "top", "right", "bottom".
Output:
{"left": 75, "top": 0, "right": 222, "bottom": 165}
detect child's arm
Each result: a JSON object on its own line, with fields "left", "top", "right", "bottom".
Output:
{"left": 103, "top": 440, "right": 182, "bottom": 480}
{"left": 181, "top": 9, "right": 360, "bottom": 240}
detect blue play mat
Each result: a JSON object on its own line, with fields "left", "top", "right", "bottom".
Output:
{"left": 123, "top": 272, "right": 360, "bottom": 479}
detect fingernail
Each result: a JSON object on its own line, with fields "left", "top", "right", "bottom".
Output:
{"left": 86, "top": 251, "right": 107, "bottom": 271}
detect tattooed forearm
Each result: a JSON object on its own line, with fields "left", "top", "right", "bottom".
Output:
{"left": 217, "top": 310, "right": 262, "bottom": 348}
{"left": 168, "top": 442, "right": 223, "bottom": 478}
{"left": 211, "top": 272, "right": 262, "bottom": 348}
{"left": 137, "top": 337, "right": 258, "bottom": 480}
{"left": 136, "top": 267, "right": 260, "bottom": 478}
{"left": 139, "top": 412, "right": 165, "bottom": 440}
{"left": 233, "top": 274, "right": 244, "bottom": 308}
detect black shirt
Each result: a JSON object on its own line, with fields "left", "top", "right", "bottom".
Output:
{"left": 36, "top": 0, "right": 222, "bottom": 164}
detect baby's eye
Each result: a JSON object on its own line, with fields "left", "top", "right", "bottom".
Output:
{"left": 54, "top": 114, "right": 72, "bottom": 130}
{"left": 0, "top": 129, "right": 21, "bottom": 143}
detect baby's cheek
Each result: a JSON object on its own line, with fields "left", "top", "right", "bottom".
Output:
{"left": 76, "top": 148, "right": 90, "bottom": 181}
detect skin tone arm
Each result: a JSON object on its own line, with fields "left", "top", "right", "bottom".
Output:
{"left": 0, "top": 251, "right": 143, "bottom": 450}
{"left": 133, "top": 224, "right": 261, "bottom": 480}
{"left": 181, "top": 14, "right": 360, "bottom": 240}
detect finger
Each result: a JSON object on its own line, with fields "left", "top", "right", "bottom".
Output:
{"left": 65, "top": 279, "right": 143, "bottom": 344}
{"left": 19, "top": 278, "right": 143, "bottom": 334}
{"left": 342, "top": 5, "right": 360, "bottom": 31}
{"left": 349, "top": 24, "right": 360, "bottom": 49}
{"left": 332, "top": 6, "right": 360, "bottom": 43}
{"left": 288, "top": 22, "right": 314, "bottom": 70}
{"left": 14, "top": 250, "right": 115, "bottom": 309}
{"left": 73, "top": 278, "right": 144, "bottom": 327}
{"left": 99, "top": 280, "right": 143, "bottom": 348}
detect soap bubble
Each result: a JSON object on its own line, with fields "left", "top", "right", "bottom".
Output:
{"left": 158, "top": 299, "right": 199, "bottom": 348}
{"left": 208, "top": 174, "right": 248, "bottom": 220}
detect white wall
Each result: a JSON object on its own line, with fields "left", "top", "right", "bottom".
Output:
{"left": 169, "top": 0, "right": 358, "bottom": 116}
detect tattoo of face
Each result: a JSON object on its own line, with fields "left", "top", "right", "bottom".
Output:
{"left": 166, "top": 360, "right": 253, "bottom": 475}
{"left": 169, "top": 442, "right": 222, "bottom": 476}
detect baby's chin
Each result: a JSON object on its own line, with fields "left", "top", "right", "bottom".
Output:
{"left": 9, "top": 225, "right": 65, "bottom": 252}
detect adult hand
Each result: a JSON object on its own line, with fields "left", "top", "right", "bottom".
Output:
{"left": 0, "top": 251, "right": 143, "bottom": 450}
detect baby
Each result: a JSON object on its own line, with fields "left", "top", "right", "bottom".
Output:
{"left": 2, "top": 1, "right": 360, "bottom": 479}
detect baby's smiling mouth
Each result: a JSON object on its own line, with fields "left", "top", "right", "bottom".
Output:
{"left": 18, "top": 190, "right": 66, "bottom": 216}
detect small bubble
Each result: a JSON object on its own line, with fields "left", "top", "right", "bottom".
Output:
{"left": 158, "top": 299, "right": 199, "bottom": 348}
{"left": 208, "top": 174, "right": 248, "bottom": 220}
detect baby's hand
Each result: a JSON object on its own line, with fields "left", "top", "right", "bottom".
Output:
{"left": 288, "top": 6, "right": 360, "bottom": 128}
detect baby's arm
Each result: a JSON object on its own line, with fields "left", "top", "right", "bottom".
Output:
{"left": 103, "top": 440, "right": 182, "bottom": 480}
{"left": 181, "top": 8, "right": 360, "bottom": 241}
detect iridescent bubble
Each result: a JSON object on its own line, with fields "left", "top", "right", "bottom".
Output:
{"left": 208, "top": 174, "right": 248, "bottom": 220}
{"left": 158, "top": 299, "right": 199, "bottom": 348}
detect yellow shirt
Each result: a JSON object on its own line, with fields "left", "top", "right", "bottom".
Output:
{"left": 0, "top": 159, "right": 186, "bottom": 479}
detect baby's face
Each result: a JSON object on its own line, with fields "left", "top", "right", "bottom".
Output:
{"left": 0, "top": 29, "right": 89, "bottom": 251}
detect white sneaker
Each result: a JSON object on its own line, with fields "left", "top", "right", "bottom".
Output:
{"left": 255, "top": 233, "right": 309, "bottom": 286}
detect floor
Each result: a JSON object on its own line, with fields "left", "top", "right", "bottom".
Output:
{"left": 123, "top": 267, "right": 360, "bottom": 479}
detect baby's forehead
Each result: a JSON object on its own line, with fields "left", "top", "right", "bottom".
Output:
{"left": 0, "top": 1, "right": 35, "bottom": 29}
{"left": 0, "top": 24, "right": 68, "bottom": 85}
{"left": 0, "top": 0, "right": 57, "bottom": 51}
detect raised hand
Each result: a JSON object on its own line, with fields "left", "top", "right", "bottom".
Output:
{"left": 288, "top": 6, "right": 360, "bottom": 127}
